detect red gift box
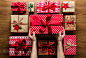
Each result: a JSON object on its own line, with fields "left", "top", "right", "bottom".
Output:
{"left": 9, "top": 36, "right": 32, "bottom": 56}
{"left": 37, "top": 1, "right": 60, "bottom": 13}
{"left": 30, "top": 14, "right": 63, "bottom": 34}
{"left": 38, "top": 40, "right": 57, "bottom": 55}
{"left": 11, "top": 2, "right": 26, "bottom": 13}
{"left": 64, "top": 35, "right": 77, "bottom": 55}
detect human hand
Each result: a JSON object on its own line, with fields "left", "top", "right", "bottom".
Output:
{"left": 28, "top": 28, "right": 36, "bottom": 41}
{"left": 57, "top": 27, "right": 65, "bottom": 43}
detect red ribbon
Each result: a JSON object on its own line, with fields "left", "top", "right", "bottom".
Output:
{"left": 11, "top": 2, "right": 24, "bottom": 13}
{"left": 37, "top": 0, "right": 60, "bottom": 13}
{"left": 11, "top": 15, "right": 28, "bottom": 32}
{"left": 10, "top": 39, "right": 32, "bottom": 56}
{"left": 31, "top": 14, "right": 63, "bottom": 34}
{"left": 38, "top": 40, "right": 56, "bottom": 55}
{"left": 62, "top": 3, "right": 68, "bottom": 10}
{"left": 66, "top": 19, "right": 75, "bottom": 25}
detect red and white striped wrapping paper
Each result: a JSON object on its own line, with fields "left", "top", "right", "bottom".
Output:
{"left": 9, "top": 36, "right": 32, "bottom": 56}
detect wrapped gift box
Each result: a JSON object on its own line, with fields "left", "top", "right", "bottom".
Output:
{"left": 65, "top": 15, "right": 76, "bottom": 31}
{"left": 30, "top": 14, "right": 63, "bottom": 34}
{"left": 37, "top": 1, "right": 60, "bottom": 13}
{"left": 29, "top": 2, "right": 34, "bottom": 12}
{"left": 11, "top": 2, "right": 26, "bottom": 13}
{"left": 11, "top": 15, "right": 28, "bottom": 33}
{"left": 64, "top": 35, "right": 77, "bottom": 55}
{"left": 38, "top": 40, "right": 57, "bottom": 55}
{"left": 62, "top": 1, "right": 75, "bottom": 13}
{"left": 9, "top": 36, "right": 32, "bottom": 56}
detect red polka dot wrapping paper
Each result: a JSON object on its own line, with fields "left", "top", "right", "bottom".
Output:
{"left": 38, "top": 40, "right": 57, "bottom": 55}
{"left": 9, "top": 36, "right": 32, "bottom": 56}
{"left": 30, "top": 14, "right": 63, "bottom": 34}
{"left": 37, "top": 1, "right": 60, "bottom": 13}
{"left": 64, "top": 35, "right": 76, "bottom": 55}
{"left": 12, "top": 2, "right": 26, "bottom": 12}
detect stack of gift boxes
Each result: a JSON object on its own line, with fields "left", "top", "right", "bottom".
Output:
{"left": 9, "top": 0, "right": 77, "bottom": 56}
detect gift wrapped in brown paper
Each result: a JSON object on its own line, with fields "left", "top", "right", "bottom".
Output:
{"left": 65, "top": 15, "right": 76, "bottom": 31}
{"left": 62, "top": 1, "right": 75, "bottom": 13}
{"left": 11, "top": 15, "right": 28, "bottom": 33}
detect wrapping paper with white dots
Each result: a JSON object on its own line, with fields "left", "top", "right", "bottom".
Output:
{"left": 30, "top": 14, "right": 63, "bottom": 34}
{"left": 9, "top": 36, "right": 32, "bottom": 56}
{"left": 64, "top": 35, "right": 76, "bottom": 55}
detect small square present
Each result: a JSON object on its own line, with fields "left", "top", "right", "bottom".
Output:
{"left": 30, "top": 14, "right": 63, "bottom": 34}
{"left": 64, "top": 35, "right": 77, "bottom": 55}
{"left": 62, "top": 1, "right": 75, "bottom": 13}
{"left": 29, "top": 2, "right": 34, "bottom": 12}
{"left": 37, "top": 1, "right": 60, "bottom": 13}
{"left": 38, "top": 40, "right": 57, "bottom": 55}
{"left": 65, "top": 15, "right": 76, "bottom": 31}
{"left": 11, "top": 15, "right": 28, "bottom": 33}
{"left": 11, "top": 2, "right": 26, "bottom": 13}
{"left": 9, "top": 36, "right": 32, "bottom": 56}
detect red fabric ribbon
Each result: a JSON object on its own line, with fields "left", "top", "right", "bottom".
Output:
{"left": 38, "top": 40, "right": 56, "bottom": 55}
{"left": 66, "top": 19, "right": 75, "bottom": 25}
{"left": 11, "top": 2, "right": 24, "bottom": 13}
{"left": 62, "top": 3, "right": 68, "bottom": 10}
{"left": 31, "top": 14, "right": 63, "bottom": 34}
{"left": 10, "top": 39, "right": 32, "bottom": 56}
{"left": 11, "top": 15, "right": 28, "bottom": 32}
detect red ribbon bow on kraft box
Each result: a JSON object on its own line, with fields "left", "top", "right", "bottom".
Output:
{"left": 30, "top": 14, "right": 63, "bottom": 34}
{"left": 37, "top": 0, "right": 60, "bottom": 13}
{"left": 11, "top": 2, "right": 26, "bottom": 13}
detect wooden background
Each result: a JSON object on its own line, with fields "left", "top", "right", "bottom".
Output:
{"left": 0, "top": 0, "right": 86, "bottom": 58}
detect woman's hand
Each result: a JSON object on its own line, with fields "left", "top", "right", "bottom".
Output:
{"left": 57, "top": 27, "right": 65, "bottom": 43}
{"left": 28, "top": 28, "right": 36, "bottom": 41}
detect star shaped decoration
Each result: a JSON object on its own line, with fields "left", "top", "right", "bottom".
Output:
{"left": 62, "top": 3, "right": 68, "bottom": 10}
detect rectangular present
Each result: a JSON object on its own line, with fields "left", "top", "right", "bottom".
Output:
{"left": 37, "top": 1, "right": 60, "bottom": 13}
{"left": 9, "top": 36, "right": 32, "bottom": 56}
{"left": 64, "top": 35, "right": 76, "bottom": 55}
{"left": 11, "top": 2, "right": 26, "bottom": 13}
{"left": 65, "top": 15, "right": 76, "bottom": 31}
{"left": 30, "top": 14, "right": 63, "bottom": 34}
{"left": 11, "top": 15, "right": 28, "bottom": 33}
{"left": 62, "top": 1, "right": 75, "bottom": 13}
{"left": 29, "top": 2, "right": 34, "bottom": 12}
{"left": 38, "top": 40, "right": 57, "bottom": 55}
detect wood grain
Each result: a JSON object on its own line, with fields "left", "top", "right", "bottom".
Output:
{"left": 0, "top": 0, "right": 86, "bottom": 58}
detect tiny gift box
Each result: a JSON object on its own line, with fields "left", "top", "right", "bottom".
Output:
{"left": 64, "top": 35, "right": 77, "bottom": 55}
{"left": 11, "top": 15, "right": 28, "bottom": 33}
{"left": 29, "top": 2, "right": 34, "bottom": 12}
{"left": 38, "top": 40, "right": 57, "bottom": 55}
{"left": 37, "top": 1, "right": 60, "bottom": 13}
{"left": 9, "top": 36, "right": 32, "bottom": 56}
{"left": 62, "top": 1, "right": 75, "bottom": 13}
{"left": 65, "top": 15, "right": 76, "bottom": 31}
{"left": 11, "top": 2, "right": 26, "bottom": 13}
{"left": 30, "top": 14, "right": 63, "bottom": 34}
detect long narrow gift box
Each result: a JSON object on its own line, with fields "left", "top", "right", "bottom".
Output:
{"left": 65, "top": 15, "right": 76, "bottom": 31}
{"left": 38, "top": 40, "right": 57, "bottom": 55}
{"left": 62, "top": 1, "right": 75, "bottom": 13}
{"left": 11, "top": 15, "right": 28, "bottom": 33}
{"left": 9, "top": 36, "right": 32, "bottom": 56}
{"left": 64, "top": 35, "right": 77, "bottom": 55}
{"left": 37, "top": 1, "right": 60, "bottom": 13}
{"left": 30, "top": 14, "right": 63, "bottom": 34}
{"left": 11, "top": 2, "right": 26, "bottom": 13}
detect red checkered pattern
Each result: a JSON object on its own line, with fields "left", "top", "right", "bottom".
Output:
{"left": 37, "top": 1, "right": 60, "bottom": 13}
{"left": 12, "top": 2, "right": 26, "bottom": 11}
{"left": 30, "top": 14, "right": 63, "bottom": 34}
{"left": 64, "top": 35, "right": 76, "bottom": 55}
{"left": 9, "top": 36, "right": 32, "bottom": 56}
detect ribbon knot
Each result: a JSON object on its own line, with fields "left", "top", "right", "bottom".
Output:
{"left": 66, "top": 19, "right": 75, "bottom": 25}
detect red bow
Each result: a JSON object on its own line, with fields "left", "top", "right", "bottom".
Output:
{"left": 31, "top": 14, "right": 62, "bottom": 34}
{"left": 66, "top": 19, "right": 75, "bottom": 25}
{"left": 62, "top": 3, "right": 68, "bottom": 10}
{"left": 10, "top": 39, "right": 32, "bottom": 56}
{"left": 11, "top": 2, "right": 24, "bottom": 13}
